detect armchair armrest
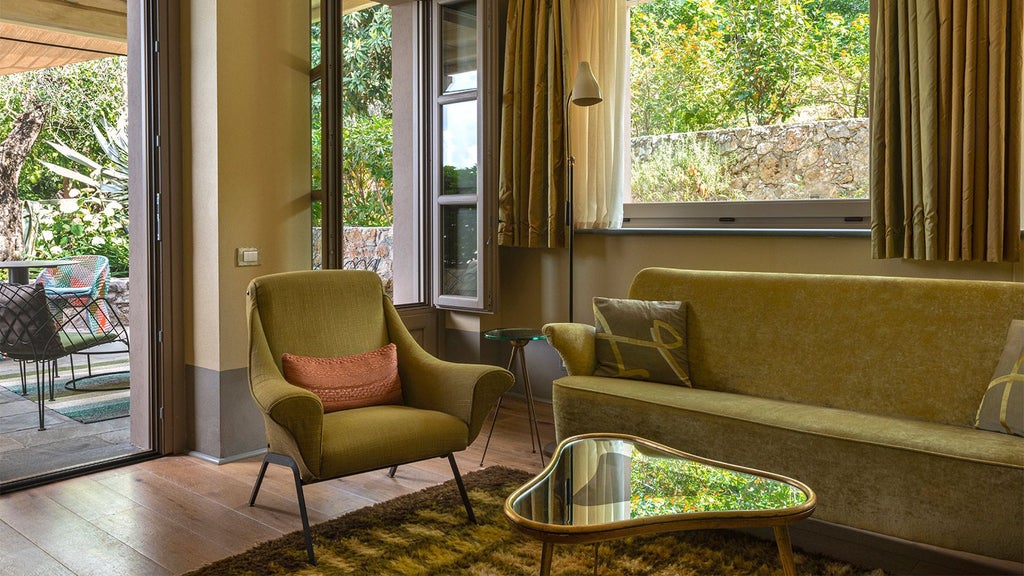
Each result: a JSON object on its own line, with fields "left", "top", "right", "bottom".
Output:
{"left": 384, "top": 303, "right": 513, "bottom": 442}
{"left": 542, "top": 322, "right": 597, "bottom": 376}
{"left": 248, "top": 306, "right": 325, "bottom": 477}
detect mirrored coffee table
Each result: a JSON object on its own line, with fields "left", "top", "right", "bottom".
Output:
{"left": 504, "top": 433, "right": 816, "bottom": 576}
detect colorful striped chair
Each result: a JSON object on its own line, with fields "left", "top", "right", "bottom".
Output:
{"left": 35, "top": 255, "right": 110, "bottom": 330}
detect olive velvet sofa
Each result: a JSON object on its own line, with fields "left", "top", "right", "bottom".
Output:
{"left": 543, "top": 267, "right": 1024, "bottom": 563}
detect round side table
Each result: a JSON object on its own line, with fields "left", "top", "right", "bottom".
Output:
{"left": 480, "top": 328, "right": 546, "bottom": 467}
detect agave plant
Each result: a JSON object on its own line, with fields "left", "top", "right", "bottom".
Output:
{"left": 39, "top": 116, "right": 128, "bottom": 204}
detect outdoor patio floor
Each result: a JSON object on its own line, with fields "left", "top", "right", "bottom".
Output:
{"left": 0, "top": 352, "right": 143, "bottom": 488}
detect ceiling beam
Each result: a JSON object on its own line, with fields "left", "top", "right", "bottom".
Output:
{"left": 0, "top": 0, "right": 126, "bottom": 42}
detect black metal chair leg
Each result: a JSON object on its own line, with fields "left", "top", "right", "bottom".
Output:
{"left": 19, "top": 361, "right": 27, "bottom": 395}
{"left": 386, "top": 465, "right": 398, "bottom": 478}
{"left": 251, "top": 453, "right": 316, "bottom": 565}
{"left": 448, "top": 454, "right": 476, "bottom": 524}
{"left": 48, "top": 359, "right": 56, "bottom": 401}
{"left": 248, "top": 454, "right": 271, "bottom": 506}
{"left": 35, "top": 362, "right": 45, "bottom": 431}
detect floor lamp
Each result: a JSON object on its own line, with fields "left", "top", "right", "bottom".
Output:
{"left": 566, "top": 61, "right": 602, "bottom": 322}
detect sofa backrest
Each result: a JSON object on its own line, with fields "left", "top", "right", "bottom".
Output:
{"left": 628, "top": 267, "right": 1024, "bottom": 427}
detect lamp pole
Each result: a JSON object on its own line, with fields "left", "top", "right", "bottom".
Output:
{"left": 566, "top": 62, "right": 602, "bottom": 323}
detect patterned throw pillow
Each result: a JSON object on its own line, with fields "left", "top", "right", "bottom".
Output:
{"left": 593, "top": 297, "right": 690, "bottom": 387}
{"left": 282, "top": 343, "right": 403, "bottom": 413}
{"left": 975, "top": 320, "right": 1024, "bottom": 437}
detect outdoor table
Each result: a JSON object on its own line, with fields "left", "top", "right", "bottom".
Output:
{"left": 0, "top": 260, "right": 74, "bottom": 284}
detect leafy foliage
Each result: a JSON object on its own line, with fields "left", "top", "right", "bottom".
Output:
{"left": 342, "top": 116, "right": 393, "bottom": 227}
{"left": 630, "top": 4, "right": 734, "bottom": 134}
{"left": 40, "top": 117, "right": 129, "bottom": 204}
{"left": 28, "top": 188, "right": 130, "bottom": 276}
{"left": 631, "top": 136, "right": 739, "bottom": 202}
{"left": 630, "top": 0, "right": 870, "bottom": 135}
{"left": 630, "top": 453, "right": 807, "bottom": 517}
{"left": 342, "top": 5, "right": 393, "bottom": 119}
{"left": 723, "top": 0, "right": 813, "bottom": 126}
{"left": 0, "top": 57, "right": 127, "bottom": 201}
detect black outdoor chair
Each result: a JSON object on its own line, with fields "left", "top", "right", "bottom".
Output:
{"left": 0, "top": 283, "right": 129, "bottom": 430}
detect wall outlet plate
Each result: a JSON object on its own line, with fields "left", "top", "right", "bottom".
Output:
{"left": 236, "top": 247, "right": 260, "bottom": 266}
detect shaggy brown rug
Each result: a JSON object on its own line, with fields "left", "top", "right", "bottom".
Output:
{"left": 186, "top": 466, "right": 883, "bottom": 575}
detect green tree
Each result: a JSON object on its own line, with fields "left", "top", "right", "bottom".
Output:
{"left": 333, "top": 5, "right": 396, "bottom": 227}
{"left": 630, "top": 2, "right": 734, "bottom": 135}
{"left": 629, "top": 0, "right": 869, "bottom": 134}
{"left": 0, "top": 57, "right": 126, "bottom": 260}
{"left": 805, "top": 7, "right": 870, "bottom": 117}
{"left": 342, "top": 116, "right": 393, "bottom": 227}
{"left": 0, "top": 57, "right": 127, "bottom": 200}
{"left": 721, "top": 0, "right": 813, "bottom": 126}
{"left": 342, "top": 5, "right": 393, "bottom": 119}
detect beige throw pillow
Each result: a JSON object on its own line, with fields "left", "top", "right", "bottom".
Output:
{"left": 593, "top": 297, "right": 690, "bottom": 387}
{"left": 975, "top": 320, "right": 1024, "bottom": 437}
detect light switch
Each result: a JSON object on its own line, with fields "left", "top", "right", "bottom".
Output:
{"left": 237, "top": 247, "right": 260, "bottom": 266}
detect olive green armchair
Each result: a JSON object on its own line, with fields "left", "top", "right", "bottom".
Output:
{"left": 246, "top": 270, "right": 513, "bottom": 564}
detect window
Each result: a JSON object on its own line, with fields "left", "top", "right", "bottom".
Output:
{"left": 313, "top": 0, "right": 425, "bottom": 305}
{"left": 431, "top": 0, "right": 499, "bottom": 310}
{"left": 623, "top": 0, "right": 870, "bottom": 228}
{"left": 313, "top": 0, "right": 497, "bottom": 311}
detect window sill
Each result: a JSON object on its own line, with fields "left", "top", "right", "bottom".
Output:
{"left": 576, "top": 227, "right": 871, "bottom": 238}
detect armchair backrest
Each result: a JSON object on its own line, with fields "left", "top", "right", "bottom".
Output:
{"left": 36, "top": 254, "right": 110, "bottom": 298}
{"left": 247, "top": 270, "right": 391, "bottom": 372}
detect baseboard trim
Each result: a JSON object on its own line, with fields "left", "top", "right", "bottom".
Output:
{"left": 188, "top": 447, "right": 267, "bottom": 465}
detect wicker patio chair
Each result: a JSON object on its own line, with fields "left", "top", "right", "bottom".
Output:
{"left": 0, "top": 283, "right": 128, "bottom": 430}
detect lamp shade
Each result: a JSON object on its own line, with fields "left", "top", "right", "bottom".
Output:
{"left": 570, "top": 62, "right": 602, "bottom": 107}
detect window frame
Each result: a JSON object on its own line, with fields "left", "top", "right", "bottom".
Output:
{"left": 317, "top": 0, "right": 430, "bottom": 306}
{"left": 429, "top": 0, "right": 500, "bottom": 312}
{"left": 621, "top": 199, "right": 870, "bottom": 230}
{"left": 621, "top": 0, "right": 871, "bottom": 231}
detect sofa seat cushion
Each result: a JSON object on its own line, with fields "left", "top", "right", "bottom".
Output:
{"left": 552, "top": 376, "right": 1024, "bottom": 561}
{"left": 554, "top": 376, "right": 1024, "bottom": 468}
{"left": 318, "top": 405, "right": 468, "bottom": 479}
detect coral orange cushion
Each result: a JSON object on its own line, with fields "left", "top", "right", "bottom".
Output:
{"left": 282, "top": 343, "right": 403, "bottom": 412}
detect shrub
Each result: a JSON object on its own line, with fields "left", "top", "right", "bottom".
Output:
{"left": 28, "top": 187, "right": 130, "bottom": 276}
{"left": 631, "top": 136, "right": 739, "bottom": 203}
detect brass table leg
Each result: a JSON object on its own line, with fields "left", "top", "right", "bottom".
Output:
{"left": 774, "top": 525, "right": 797, "bottom": 576}
{"left": 539, "top": 542, "right": 554, "bottom": 576}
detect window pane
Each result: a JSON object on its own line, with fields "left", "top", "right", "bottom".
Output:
{"left": 311, "top": 78, "right": 321, "bottom": 192}
{"left": 628, "top": 0, "right": 870, "bottom": 203}
{"left": 311, "top": 6, "right": 321, "bottom": 69}
{"left": 440, "top": 2, "right": 477, "bottom": 94}
{"left": 442, "top": 100, "right": 477, "bottom": 195}
{"left": 340, "top": 3, "right": 403, "bottom": 301}
{"left": 440, "top": 205, "right": 477, "bottom": 297}
{"left": 312, "top": 200, "right": 322, "bottom": 270}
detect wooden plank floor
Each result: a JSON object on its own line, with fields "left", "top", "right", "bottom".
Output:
{"left": 1, "top": 397, "right": 1021, "bottom": 576}
{"left": 0, "top": 397, "right": 554, "bottom": 576}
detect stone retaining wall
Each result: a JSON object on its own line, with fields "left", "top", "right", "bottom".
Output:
{"left": 107, "top": 276, "right": 130, "bottom": 325}
{"left": 312, "top": 226, "right": 394, "bottom": 293}
{"left": 632, "top": 118, "right": 869, "bottom": 200}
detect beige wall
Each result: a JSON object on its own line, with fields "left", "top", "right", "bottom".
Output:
{"left": 184, "top": 0, "right": 311, "bottom": 373}
{"left": 496, "top": 232, "right": 1024, "bottom": 329}
{"left": 180, "top": 0, "right": 310, "bottom": 459}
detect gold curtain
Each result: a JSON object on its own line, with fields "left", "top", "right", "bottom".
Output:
{"left": 497, "top": 0, "right": 569, "bottom": 248}
{"left": 870, "top": 0, "right": 1022, "bottom": 262}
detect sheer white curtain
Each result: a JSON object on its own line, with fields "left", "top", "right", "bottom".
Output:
{"left": 569, "top": 0, "right": 629, "bottom": 229}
